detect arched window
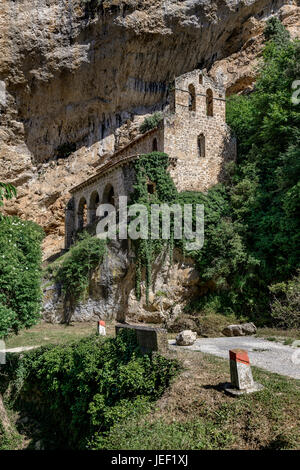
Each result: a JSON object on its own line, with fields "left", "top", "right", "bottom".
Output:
{"left": 147, "top": 180, "right": 156, "bottom": 195}
{"left": 206, "top": 89, "right": 213, "bottom": 116}
{"left": 102, "top": 183, "right": 115, "bottom": 206}
{"left": 89, "top": 191, "right": 100, "bottom": 224}
{"left": 152, "top": 138, "right": 158, "bottom": 152}
{"left": 77, "top": 197, "right": 88, "bottom": 230}
{"left": 198, "top": 134, "right": 205, "bottom": 158}
{"left": 188, "top": 84, "right": 196, "bottom": 112}
{"left": 199, "top": 74, "right": 203, "bottom": 85}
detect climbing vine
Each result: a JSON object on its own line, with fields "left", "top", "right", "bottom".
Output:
{"left": 129, "top": 152, "right": 178, "bottom": 303}
{"left": 52, "top": 233, "right": 107, "bottom": 322}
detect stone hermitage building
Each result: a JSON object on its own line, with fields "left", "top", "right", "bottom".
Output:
{"left": 65, "top": 70, "right": 236, "bottom": 248}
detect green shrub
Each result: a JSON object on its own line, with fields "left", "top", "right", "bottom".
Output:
{"left": 139, "top": 112, "right": 163, "bottom": 134}
{"left": 54, "top": 233, "right": 106, "bottom": 316}
{"left": 223, "top": 21, "right": 300, "bottom": 320}
{"left": 0, "top": 183, "right": 16, "bottom": 210}
{"left": 2, "top": 331, "right": 180, "bottom": 449}
{"left": 269, "top": 273, "right": 300, "bottom": 328}
{"left": 130, "top": 152, "right": 178, "bottom": 302}
{"left": 0, "top": 216, "right": 44, "bottom": 337}
{"left": 91, "top": 417, "right": 234, "bottom": 450}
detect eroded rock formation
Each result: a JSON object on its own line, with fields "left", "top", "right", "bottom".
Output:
{"left": 42, "top": 245, "right": 201, "bottom": 324}
{"left": 0, "top": 0, "right": 299, "bottom": 259}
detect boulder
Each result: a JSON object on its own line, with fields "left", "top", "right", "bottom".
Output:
{"left": 176, "top": 330, "right": 197, "bottom": 346}
{"left": 222, "top": 322, "right": 257, "bottom": 337}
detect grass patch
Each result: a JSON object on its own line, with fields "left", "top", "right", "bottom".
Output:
{"left": 97, "top": 350, "right": 300, "bottom": 450}
{"left": 257, "top": 327, "right": 300, "bottom": 345}
{"left": 4, "top": 321, "right": 114, "bottom": 349}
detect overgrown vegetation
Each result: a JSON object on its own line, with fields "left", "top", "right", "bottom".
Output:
{"left": 0, "top": 216, "right": 44, "bottom": 338}
{"left": 93, "top": 351, "right": 300, "bottom": 450}
{"left": 130, "top": 20, "right": 299, "bottom": 325}
{"left": 269, "top": 272, "right": 300, "bottom": 329}
{"left": 219, "top": 19, "right": 300, "bottom": 322}
{"left": 50, "top": 233, "right": 106, "bottom": 321}
{"left": 130, "top": 152, "right": 178, "bottom": 302}
{"left": 139, "top": 112, "right": 163, "bottom": 134}
{"left": 0, "top": 331, "right": 180, "bottom": 449}
{"left": 0, "top": 183, "right": 16, "bottom": 211}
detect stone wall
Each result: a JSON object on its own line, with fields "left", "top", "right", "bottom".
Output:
{"left": 163, "top": 70, "right": 236, "bottom": 192}
{"left": 65, "top": 127, "right": 164, "bottom": 245}
{"left": 66, "top": 70, "right": 236, "bottom": 245}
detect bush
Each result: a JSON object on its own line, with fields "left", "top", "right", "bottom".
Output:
{"left": 139, "top": 112, "right": 163, "bottom": 134}
{"left": 53, "top": 233, "right": 106, "bottom": 318}
{"left": 2, "top": 331, "right": 180, "bottom": 449}
{"left": 92, "top": 417, "right": 234, "bottom": 450}
{"left": 269, "top": 273, "right": 300, "bottom": 328}
{"left": 0, "top": 216, "right": 44, "bottom": 337}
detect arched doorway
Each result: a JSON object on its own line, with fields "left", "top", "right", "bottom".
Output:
{"left": 77, "top": 197, "right": 88, "bottom": 230}
{"left": 206, "top": 89, "right": 213, "bottom": 116}
{"left": 152, "top": 138, "right": 158, "bottom": 152}
{"left": 188, "top": 84, "right": 196, "bottom": 112}
{"left": 89, "top": 191, "right": 100, "bottom": 223}
{"left": 102, "top": 184, "right": 115, "bottom": 206}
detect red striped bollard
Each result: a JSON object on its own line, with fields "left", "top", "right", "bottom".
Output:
{"left": 97, "top": 320, "right": 106, "bottom": 336}
{"left": 224, "top": 349, "right": 264, "bottom": 396}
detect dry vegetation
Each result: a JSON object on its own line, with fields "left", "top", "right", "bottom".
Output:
{"left": 100, "top": 350, "right": 300, "bottom": 450}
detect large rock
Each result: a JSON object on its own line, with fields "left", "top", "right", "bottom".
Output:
{"left": 176, "top": 330, "right": 197, "bottom": 346}
{"left": 42, "top": 245, "right": 201, "bottom": 324}
{"left": 222, "top": 322, "right": 257, "bottom": 337}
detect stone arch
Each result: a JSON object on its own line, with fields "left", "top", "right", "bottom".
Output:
{"left": 188, "top": 84, "right": 196, "bottom": 112}
{"left": 77, "top": 197, "right": 88, "bottom": 230}
{"left": 65, "top": 198, "right": 75, "bottom": 249}
{"left": 198, "top": 134, "right": 206, "bottom": 158}
{"left": 152, "top": 137, "right": 158, "bottom": 151}
{"left": 102, "top": 183, "right": 115, "bottom": 206}
{"left": 89, "top": 190, "right": 100, "bottom": 224}
{"left": 206, "top": 88, "right": 213, "bottom": 116}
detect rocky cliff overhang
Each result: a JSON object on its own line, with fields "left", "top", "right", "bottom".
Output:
{"left": 0, "top": 0, "right": 299, "bottom": 259}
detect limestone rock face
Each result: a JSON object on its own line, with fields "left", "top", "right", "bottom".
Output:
{"left": 0, "top": 0, "right": 299, "bottom": 259}
{"left": 222, "top": 322, "right": 257, "bottom": 337}
{"left": 42, "top": 245, "right": 201, "bottom": 324}
{"left": 176, "top": 330, "right": 197, "bottom": 346}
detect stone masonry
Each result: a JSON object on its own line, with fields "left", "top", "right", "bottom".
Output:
{"left": 65, "top": 69, "right": 236, "bottom": 248}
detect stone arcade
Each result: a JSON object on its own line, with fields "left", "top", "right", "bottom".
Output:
{"left": 65, "top": 70, "right": 236, "bottom": 248}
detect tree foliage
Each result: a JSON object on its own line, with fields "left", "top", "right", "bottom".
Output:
{"left": 0, "top": 217, "right": 44, "bottom": 337}
{"left": 139, "top": 112, "right": 163, "bottom": 134}
{"left": 131, "top": 21, "right": 300, "bottom": 324}
{"left": 197, "top": 19, "right": 300, "bottom": 322}
{"left": 53, "top": 233, "right": 107, "bottom": 320}
{"left": 130, "top": 152, "right": 178, "bottom": 302}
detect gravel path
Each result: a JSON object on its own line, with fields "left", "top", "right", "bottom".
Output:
{"left": 0, "top": 346, "right": 40, "bottom": 354}
{"left": 169, "top": 337, "right": 300, "bottom": 380}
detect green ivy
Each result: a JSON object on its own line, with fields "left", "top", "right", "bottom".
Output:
{"left": 53, "top": 233, "right": 106, "bottom": 320}
{"left": 130, "top": 152, "right": 178, "bottom": 302}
